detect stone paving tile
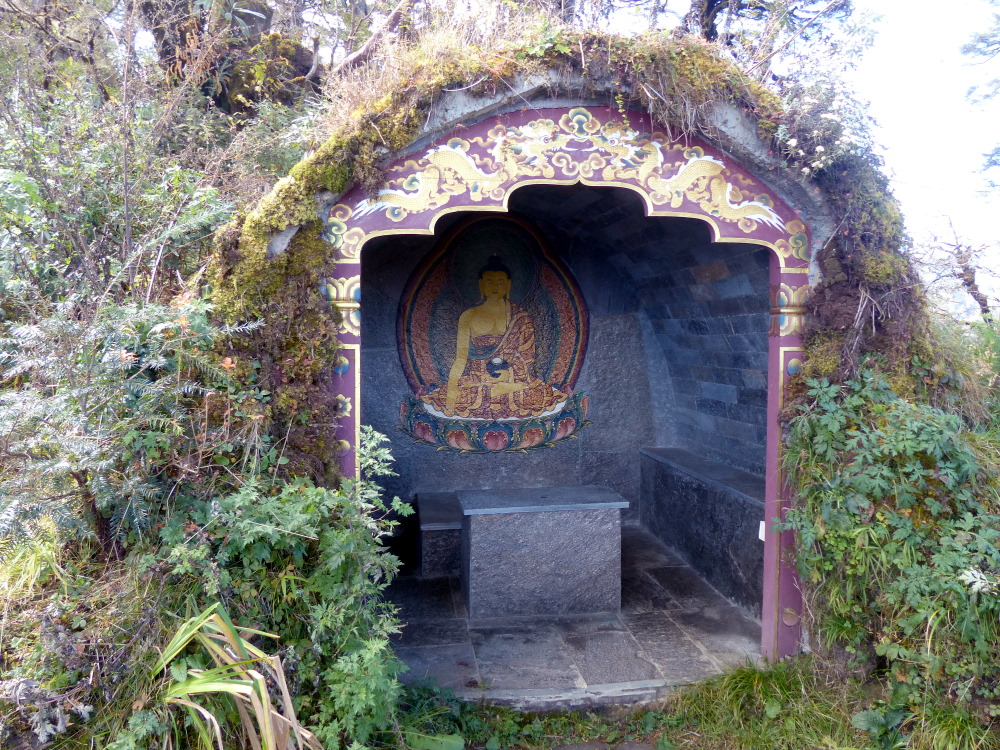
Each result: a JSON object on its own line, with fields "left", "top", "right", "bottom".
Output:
{"left": 471, "top": 625, "right": 586, "bottom": 691}
{"left": 621, "top": 611, "right": 721, "bottom": 684}
{"left": 632, "top": 643, "right": 721, "bottom": 685}
{"left": 620, "top": 611, "right": 692, "bottom": 643}
{"left": 562, "top": 629, "right": 662, "bottom": 685}
{"left": 645, "top": 566, "right": 730, "bottom": 609}
{"left": 671, "top": 603, "right": 762, "bottom": 669}
{"left": 621, "top": 570, "right": 677, "bottom": 614}
{"left": 395, "top": 643, "right": 480, "bottom": 690}
{"left": 552, "top": 743, "right": 608, "bottom": 750}
{"left": 392, "top": 617, "right": 470, "bottom": 648}
{"left": 386, "top": 576, "right": 458, "bottom": 620}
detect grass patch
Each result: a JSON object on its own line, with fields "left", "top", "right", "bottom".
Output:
{"left": 392, "top": 658, "right": 866, "bottom": 749}
{"left": 909, "top": 701, "right": 1000, "bottom": 750}
{"left": 392, "top": 658, "right": 999, "bottom": 750}
{"left": 664, "top": 659, "right": 868, "bottom": 749}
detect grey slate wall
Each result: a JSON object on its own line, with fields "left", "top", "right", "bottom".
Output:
{"left": 604, "top": 237, "right": 771, "bottom": 476}
{"left": 517, "top": 185, "right": 771, "bottom": 476}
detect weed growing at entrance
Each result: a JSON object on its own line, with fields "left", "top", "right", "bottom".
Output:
{"left": 386, "top": 657, "right": 912, "bottom": 750}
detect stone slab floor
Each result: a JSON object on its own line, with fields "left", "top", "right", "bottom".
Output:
{"left": 386, "top": 525, "right": 761, "bottom": 712}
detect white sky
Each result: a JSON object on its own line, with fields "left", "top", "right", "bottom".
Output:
{"left": 610, "top": 1, "right": 1000, "bottom": 261}
{"left": 848, "top": 0, "right": 1000, "bottom": 272}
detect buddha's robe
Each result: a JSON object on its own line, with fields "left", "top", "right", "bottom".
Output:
{"left": 422, "top": 303, "right": 567, "bottom": 419}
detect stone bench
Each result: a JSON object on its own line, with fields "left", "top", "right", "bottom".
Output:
{"left": 415, "top": 491, "right": 462, "bottom": 578}
{"left": 639, "top": 447, "right": 765, "bottom": 614}
{"left": 457, "top": 486, "right": 628, "bottom": 618}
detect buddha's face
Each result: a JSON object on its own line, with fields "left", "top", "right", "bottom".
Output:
{"left": 479, "top": 270, "right": 511, "bottom": 300}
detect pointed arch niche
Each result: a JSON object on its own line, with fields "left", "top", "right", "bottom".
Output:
{"left": 321, "top": 106, "right": 809, "bottom": 659}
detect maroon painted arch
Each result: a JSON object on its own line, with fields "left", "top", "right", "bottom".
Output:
{"left": 319, "top": 106, "right": 809, "bottom": 660}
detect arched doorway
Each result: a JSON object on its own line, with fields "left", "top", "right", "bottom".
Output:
{"left": 321, "top": 106, "right": 808, "bottom": 660}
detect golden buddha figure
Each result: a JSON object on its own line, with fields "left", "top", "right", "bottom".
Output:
{"left": 420, "top": 256, "right": 568, "bottom": 420}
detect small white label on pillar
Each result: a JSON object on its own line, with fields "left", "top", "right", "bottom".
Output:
{"left": 758, "top": 521, "right": 766, "bottom": 542}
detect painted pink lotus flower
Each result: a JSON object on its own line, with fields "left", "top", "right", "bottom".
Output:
{"left": 555, "top": 416, "right": 576, "bottom": 441}
{"left": 483, "top": 430, "right": 509, "bottom": 451}
{"left": 580, "top": 395, "right": 589, "bottom": 418}
{"left": 516, "top": 427, "right": 545, "bottom": 450}
{"left": 399, "top": 402, "right": 409, "bottom": 421}
{"left": 413, "top": 421, "right": 435, "bottom": 442}
{"left": 446, "top": 429, "right": 474, "bottom": 451}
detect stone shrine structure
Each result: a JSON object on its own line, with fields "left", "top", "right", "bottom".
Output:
{"left": 261, "top": 73, "right": 834, "bottom": 663}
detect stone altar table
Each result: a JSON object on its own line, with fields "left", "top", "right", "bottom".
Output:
{"left": 457, "top": 486, "right": 629, "bottom": 618}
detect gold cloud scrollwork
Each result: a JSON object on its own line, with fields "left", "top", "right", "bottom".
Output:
{"left": 323, "top": 107, "right": 809, "bottom": 267}
{"left": 770, "top": 283, "right": 810, "bottom": 337}
{"left": 773, "top": 220, "right": 810, "bottom": 264}
{"left": 320, "top": 276, "right": 361, "bottom": 336}
{"left": 323, "top": 205, "right": 365, "bottom": 261}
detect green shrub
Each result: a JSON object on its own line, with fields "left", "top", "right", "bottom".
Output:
{"left": 0, "top": 297, "right": 265, "bottom": 548}
{"left": 159, "top": 426, "right": 413, "bottom": 745}
{"left": 0, "top": 428, "right": 411, "bottom": 748}
{"left": 784, "top": 371, "right": 1000, "bottom": 713}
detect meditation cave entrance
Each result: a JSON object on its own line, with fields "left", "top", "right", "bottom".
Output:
{"left": 360, "top": 183, "right": 777, "bottom": 706}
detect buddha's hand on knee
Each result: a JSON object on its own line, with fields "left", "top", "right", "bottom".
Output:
{"left": 491, "top": 381, "right": 527, "bottom": 396}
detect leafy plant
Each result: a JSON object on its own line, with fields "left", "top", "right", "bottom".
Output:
{"left": 516, "top": 18, "right": 573, "bottom": 58}
{"left": 159, "top": 426, "right": 413, "bottom": 745}
{"left": 851, "top": 704, "right": 913, "bottom": 750}
{"left": 784, "top": 371, "right": 1000, "bottom": 714}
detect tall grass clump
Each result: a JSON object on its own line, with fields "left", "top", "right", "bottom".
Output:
{"left": 666, "top": 659, "right": 868, "bottom": 750}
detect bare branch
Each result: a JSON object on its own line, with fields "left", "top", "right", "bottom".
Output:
{"left": 332, "top": 0, "right": 417, "bottom": 76}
